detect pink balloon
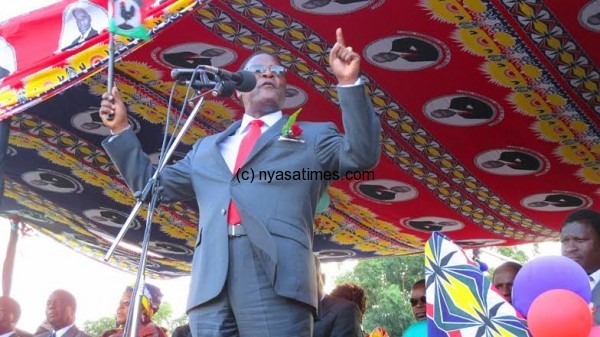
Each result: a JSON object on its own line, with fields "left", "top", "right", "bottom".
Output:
{"left": 589, "top": 326, "right": 600, "bottom": 337}
{"left": 527, "top": 289, "right": 592, "bottom": 337}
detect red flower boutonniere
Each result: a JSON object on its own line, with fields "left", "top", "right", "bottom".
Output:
{"left": 288, "top": 122, "right": 303, "bottom": 138}
{"left": 279, "top": 108, "right": 304, "bottom": 142}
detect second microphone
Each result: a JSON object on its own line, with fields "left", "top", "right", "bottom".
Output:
{"left": 171, "top": 66, "right": 257, "bottom": 92}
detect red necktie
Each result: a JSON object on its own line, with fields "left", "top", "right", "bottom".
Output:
{"left": 227, "top": 119, "right": 264, "bottom": 225}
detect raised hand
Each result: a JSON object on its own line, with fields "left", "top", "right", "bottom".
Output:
{"left": 329, "top": 27, "right": 360, "bottom": 85}
{"left": 99, "top": 86, "right": 129, "bottom": 133}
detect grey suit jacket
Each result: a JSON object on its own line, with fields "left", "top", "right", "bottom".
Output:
{"left": 593, "top": 282, "right": 600, "bottom": 325}
{"left": 102, "top": 84, "right": 381, "bottom": 312}
{"left": 35, "top": 326, "right": 90, "bottom": 337}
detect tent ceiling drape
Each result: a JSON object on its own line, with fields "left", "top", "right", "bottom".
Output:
{"left": 0, "top": 0, "right": 598, "bottom": 277}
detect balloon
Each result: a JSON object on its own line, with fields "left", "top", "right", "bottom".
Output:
{"left": 589, "top": 326, "right": 600, "bottom": 337}
{"left": 527, "top": 289, "right": 592, "bottom": 337}
{"left": 403, "top": 320, "right": 427, "bottom": 337}
{"left": 512, "top": 256, "right": 591, "bottom": 317}
{"left": 476, "top": 259, "right": 489, "bottom": 272}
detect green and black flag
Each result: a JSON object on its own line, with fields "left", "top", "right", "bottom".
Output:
{"left": 108, "top": 0, "right": 150, "bottom": 40}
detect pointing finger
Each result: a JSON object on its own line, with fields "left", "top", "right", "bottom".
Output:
{"left": 336, "top": 27, "right": 345, "bottom": 47}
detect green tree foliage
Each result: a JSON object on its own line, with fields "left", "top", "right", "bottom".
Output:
{"left": 335, "top": 255, "right": 424, "bottom": 337}
{"left": 83, "top": 316, "right": 116, "bottom": 337}
{"left": 495, "top": 247, "right": 528, "bottom": 264}
{"left": 83, "top": 301, "right": 188, "bottom": 336}
{"left": 486, "top": 245, "right": 531, "bottom": 277}
{"left": 154, "top": 302, "right": 188, "bottom": 333}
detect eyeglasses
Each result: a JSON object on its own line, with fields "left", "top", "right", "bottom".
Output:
{"left": 245, "top": 64, "right": 287, "bottom": 76}
{"left": 410, "top": 295, "right": 426, "bottom": 307}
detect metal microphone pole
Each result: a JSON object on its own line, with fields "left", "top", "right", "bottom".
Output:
{"left": 103, "top": 83, "right": 220, "bottom": 262}
{"left": 102, "top": 75, "right": 230, "bottom": 337}
{"left": 123, "top": 181, "right": 162, "bottom": 337}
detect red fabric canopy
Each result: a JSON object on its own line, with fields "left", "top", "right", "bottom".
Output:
{"left": 0, "top": 0, "right": 598, "bottom": 277}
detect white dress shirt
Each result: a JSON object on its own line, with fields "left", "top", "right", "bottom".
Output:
{"left": 54, "top": 323, "right": 75, "bottom": 337}
{"left": 77, "top": 27, "right": 93, "bottom": 43}
{"left": 0, "top": 332, "right": 15, "bottom": 337}
{"left": 590, "top": 269, "right": 600, "bottom": 290}
{"left": 218, "top": 111, "right": 282, "bottom": 172}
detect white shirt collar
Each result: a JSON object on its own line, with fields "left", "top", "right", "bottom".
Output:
{"left": 237, "top": 111, "right": 282, "bottom": 135}
{"left": 590, "top": 269, "right": 600, "bottom": 289}
{"left": 55, "top": 324, "right": 75, "bottom": 337}
{"left": 80, "top": 27, "right": 92, "bottom": 40}
{"left": 0, "top": 331, "right": 15, "bottom": 337}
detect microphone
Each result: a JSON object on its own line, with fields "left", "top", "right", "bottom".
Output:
{"left": 171, "top": 66, "right": 256, "bottom": 92}
{"left": 183, "top": 80, "right": 236, "bottom": 97}
{"left": 186, "top": 81, "right": 236, "bottom": 106}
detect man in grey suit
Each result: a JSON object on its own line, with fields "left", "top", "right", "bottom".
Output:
{"left": 35, "top": 290, "right": 89, "bottom": 337}
{"left": 98, "top": 27, "right": 381, "bottom": 336}
{"left": 561, "top": 208, "right": 600, "bottom": 325}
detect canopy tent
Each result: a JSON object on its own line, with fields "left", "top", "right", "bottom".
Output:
{"left": 0, "top": 0, "right": 598, "bottom": 278}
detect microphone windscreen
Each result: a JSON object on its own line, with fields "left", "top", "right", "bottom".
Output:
{"left": 171, "top": 69, "right": 183, "bottom": 80}
{"left": 214, "top": 81, "right": 236, "bottom": 98}
{"left": 235, "top": 71, "right": 257, "bottom": 92}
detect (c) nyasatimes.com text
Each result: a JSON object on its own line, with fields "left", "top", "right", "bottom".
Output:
{"left": 235, "top": 168, "right": 375, "bottom": 183}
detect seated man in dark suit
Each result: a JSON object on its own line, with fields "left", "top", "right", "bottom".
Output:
{"left": 35, "top": 290, "right": 90, "bottom": 337}
{"left": 0, "top": 296, "right": 33, "bottom": 337}
{"left": 313, "top": 258, "right": 362, "bottom": 337}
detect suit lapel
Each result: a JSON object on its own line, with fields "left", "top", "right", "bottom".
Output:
{"left": 242, "top": 115, "right": 289, "bottom": 168}
{"left": 212, "top": 120, "right": 242, "bottom": 173}
{"left": 62, "top": 326, "right": 78, "bottom": 337}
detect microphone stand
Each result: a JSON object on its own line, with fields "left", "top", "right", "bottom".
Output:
{"left": 103, "top": 77, "right": 230, "bottom": 337}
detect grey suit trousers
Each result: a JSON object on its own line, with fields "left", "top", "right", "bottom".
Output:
{"left": 188, "top": 236, "right": 312, "bottom": 337}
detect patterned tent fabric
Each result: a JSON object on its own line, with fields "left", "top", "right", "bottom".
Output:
{"left": 425, "top": 232, "right": 531, "bottom": 337}
{"left": 0, "top": 0, "right": 598, "bottom": 277}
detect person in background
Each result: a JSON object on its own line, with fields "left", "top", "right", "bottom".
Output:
{"left": 100, "top": 284, "right": 167, "bottom": 337}
{"left": 35, "top": 290, "right": 89, "bottom": 337}
{"left": 410, "top": 279, "right": 426, "bottom": 321}
{"left": 313, "top": 258, "right": 363, "bottom": 337}
{"left": 0, "top": 296, "right": 33, "bottom": 337}
{"left": 330, "top": 283, "right": 367, "bottom": 333}
{"left": 170, "top": 324, "right": 191, "bottom": 337}
{"left": 492, "top": 261, "right": 522, "bottom": 304}
{"left": 560, "top": 208, "right": 600, "bottom": 325}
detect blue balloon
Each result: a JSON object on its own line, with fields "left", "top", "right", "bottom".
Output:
{"left": 403, "top": 320, "right": 427, "bottom": 337}
{"left": 476, "top": 259, "right": 489, "bottom": 272}
{"left": 512, "top": 255, "right": 591, "bottom": 317}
